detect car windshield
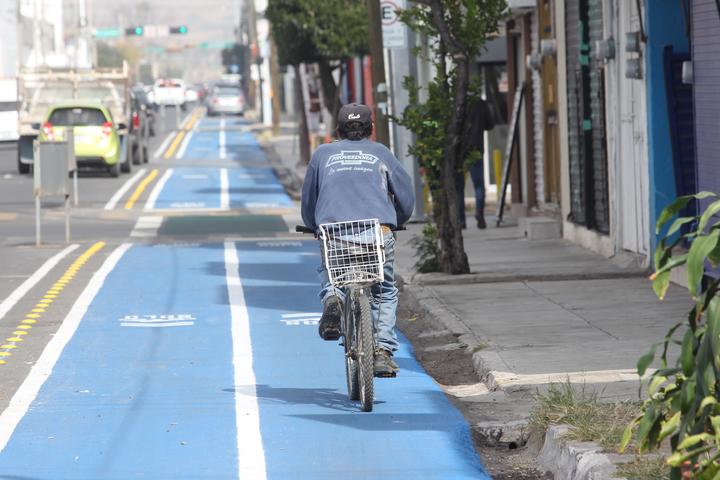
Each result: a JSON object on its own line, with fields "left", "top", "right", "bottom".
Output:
{"left": 49, "top": 107, "right": 107, "bottom": 126}
{"left": 215, "top": 87, "right": 241, "bottom": 97}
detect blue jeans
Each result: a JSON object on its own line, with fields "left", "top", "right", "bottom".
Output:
{"left": 455, "top": 162, "right": 485, "bottom": 224}
{"left": 318, "top": 232, "right": 399, "bottom": 352}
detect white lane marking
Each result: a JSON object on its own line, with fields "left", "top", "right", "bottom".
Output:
{"left": 130, "top": 215, "right": 163, "bottom": 237}
{"left": 220, "top": 168, "right": 229, "bottom": 210}
{"left": 219, "top": 117, "right": 226, "bottom": 159}
{"left": 121, "top": 322, "right": 194, "bottom": 328}
{"left": 224, "top": 241, "right": 267, "bottom": 480}
{"left": 144, "top": 168, "right": 174, "bottom": 210}
{"left": 176, "top": 129, "right": 194, "bottom": 159}
{"left": 0, "top": 244, "right": 79, "bottom": 322}
{"left": 181, "top": 174, "right": 209, "bottom": 180}
{"left": 0, "top": 243, "right": 131, "bottom": 453}
{"left": 104, "top": 168, "right": 147, "bottom": 210}
{"left": 153, "top": 131, "right": 175, "bottom": 159}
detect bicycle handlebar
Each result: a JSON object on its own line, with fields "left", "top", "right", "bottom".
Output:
{"left": 295, "top": 225, "right": 406, "bottom": 234}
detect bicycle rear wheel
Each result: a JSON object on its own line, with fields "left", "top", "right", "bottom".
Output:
{"left": 355, "top": 291, "right": 374, "bottom": 412}
{"left": 344, "top": 296, "right": 359, "bottom": 401}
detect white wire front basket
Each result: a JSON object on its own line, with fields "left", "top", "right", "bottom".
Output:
{"left": 319, "top": 218, "right": 385, "bottom": 287}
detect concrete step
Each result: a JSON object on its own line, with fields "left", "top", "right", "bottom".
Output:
{"left": 519, "top": 216, "right": 562, "bottom": 240}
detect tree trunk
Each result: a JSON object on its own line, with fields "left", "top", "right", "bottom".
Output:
{"left": 293, "top": 64, "right": 311, "bottom": 165}
{"left": 318, "top": 59, "right": 342, "bottom": 133}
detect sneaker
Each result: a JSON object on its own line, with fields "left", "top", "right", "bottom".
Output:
{"left": 318, "top": 296, "right": 342, "bottom": 341}
{"left": 374, "top": 348, "right": 399, "bottom": 377}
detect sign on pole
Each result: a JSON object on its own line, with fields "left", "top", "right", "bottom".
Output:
{"left": 380, "top": 0, "right": 407, "bottom": 49}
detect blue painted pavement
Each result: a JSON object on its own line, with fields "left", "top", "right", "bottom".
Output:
{"left": 0, "top": 240, "right": 491, "bottom": 479}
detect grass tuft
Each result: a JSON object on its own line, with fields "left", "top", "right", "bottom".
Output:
{"left": 615, "top": 456, "right": 670, "bottom": 480}
{"left": 528, "top": 380, "right": 640, "bottom": 451}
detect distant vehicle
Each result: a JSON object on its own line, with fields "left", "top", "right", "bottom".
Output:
{"left": 206, "top": 85, "right": 244, "bottom": 116}
{"left": 131, "top": 85, "right": 156, "bottom": 136}
{"left": 17, "top": 65, "right": 131, "bottom": 174}
{"left": 37, "top": 102, "right": 124, "bottom": 177}
{"left": 0, "top": 79, "right": 18, "bottom": 142}
{"left": 185, "top": 88, "right": 198, "bottom": 103}
{"left": 153, "top": 78, "right": 186, "bottom": 109}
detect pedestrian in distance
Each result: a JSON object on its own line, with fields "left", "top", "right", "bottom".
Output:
{"left": 300, "top": 103, "right": 415, "bottom": 377}
{"left": 455, "top": 98, "right": 495, "bottom": 229}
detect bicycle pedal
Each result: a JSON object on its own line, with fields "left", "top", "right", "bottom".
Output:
{"left": 374, "top": 371, "right": 397, "bottom": 378}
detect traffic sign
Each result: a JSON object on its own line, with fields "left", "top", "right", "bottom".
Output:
{"left": 199, "top": 41, "right": 235, "bottom": 49}
{"left": 380, "top": 0, "right": 407, "bottom": 49}
{"left": 94, "top": 28, "right": 122, "bottom": 38}
{"left": 143, "top": 25, "right": 170, "bottom": 38}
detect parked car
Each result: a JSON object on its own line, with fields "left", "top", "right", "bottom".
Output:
{"left": 206, "top": 85, "right": 245, "bottom": 116}
{"left": 152, "top": 78, "right": 186, "bottom": 110}
{"left": 37, "top": 102, "right": 125, "bottom": 177}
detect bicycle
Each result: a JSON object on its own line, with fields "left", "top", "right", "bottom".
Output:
{"left": 297, "top": 218, "right": 397, "bottom": 412}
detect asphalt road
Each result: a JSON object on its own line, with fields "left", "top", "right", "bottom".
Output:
{"left": 0, "top": 107, "right": 490, "bottom": 479}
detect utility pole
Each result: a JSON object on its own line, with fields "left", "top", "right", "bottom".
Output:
{"left": 366, "top": 0, "right": 390, "bottom": 147}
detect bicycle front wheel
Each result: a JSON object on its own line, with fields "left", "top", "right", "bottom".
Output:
{"left": 355, "top": 291, "right": 374, "bottom": 412}
{"left": 344, "top": 296, "right": 359, "bottom": 401}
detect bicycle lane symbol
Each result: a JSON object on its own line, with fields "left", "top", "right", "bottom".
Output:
{"left": 280, "top": 313, "right": 321, "bottom": 326}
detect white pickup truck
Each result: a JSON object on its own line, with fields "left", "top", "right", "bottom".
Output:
{"left": 16, "top": 64, "right": 130, "bottom": 174}
{"left": 152, "top": 78, "right": 186, "bottom": 110}
{"left": 0, "top": 78, "right": 18, "bottom": 142}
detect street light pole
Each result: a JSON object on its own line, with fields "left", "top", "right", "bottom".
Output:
{"left": 366, "top": 0, "right": 390, "bottom": 147}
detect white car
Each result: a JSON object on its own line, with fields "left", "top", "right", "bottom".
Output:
{"left": 152, "top": 78, "right": 186, "bottom": 109}
{"left": 185, "top": 88, "right": 198, "bottom": 103}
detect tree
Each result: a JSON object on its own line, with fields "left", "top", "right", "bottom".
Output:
{"left": 267, "top": 0, "right": 368, "bottom": 132}
{"left": 397, "top": 0, "right": 506, "bottom": 274}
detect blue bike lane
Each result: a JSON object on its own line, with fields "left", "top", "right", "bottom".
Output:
{"left": 0, "top": 240, "right": 491, "bottom": 479}
{"left": 147, "top": 117, "right": 294, "bottom": 211}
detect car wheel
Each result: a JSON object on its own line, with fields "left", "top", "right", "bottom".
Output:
{"left": 108, "top": 163, "right": 120, "bottom": 177}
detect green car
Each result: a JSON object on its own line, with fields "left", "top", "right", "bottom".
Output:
{"left": 38, "top": 102, "right": 125, "bottom": 177}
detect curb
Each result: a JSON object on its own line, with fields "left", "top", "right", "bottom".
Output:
{"left": 408, "top": 269, "right": 650, "bottom": 287}
{"left": 259, "top": 138, "right": 304, "bottom": 201}
{"left": 399, "top": 278, "right": 512, "bottom": 391}
{"left": 536, "top": 426, "right": 628, "bottom": 480}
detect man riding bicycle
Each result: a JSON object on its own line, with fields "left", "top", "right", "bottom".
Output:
{"left": 300, "top": 103, "right": 415, "bottom": 376}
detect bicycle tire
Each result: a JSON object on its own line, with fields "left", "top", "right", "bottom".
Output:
{"left": 344, "top": 296, "right": 359, "bottom": 401}
{"left": 355, "top": 291, "right": 374, "bottom": 412}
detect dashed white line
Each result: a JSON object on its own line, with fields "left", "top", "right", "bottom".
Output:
{"left": 220, "top": 168, "right": 229, "bottom": 210}
{"left": 224, "top": 241, "right": 267, "bottom": 480}
{"left": 104, "top": 168, "right": 147, "bottom": 210}
{"left": 153, "top": 131, "right": 175, "bottom": 159}
{"left": 0, "top": 243, "right": 131, "bottom": 453}
{"left": 176, "top": 129, "right": 194, "bottom": 159}
{"left": 144, "top": 168, "right": 174, "bottom": 210}
{"left": 0, "top": 244, "right": 79, "bottom": 323}
{"left": 219, "top": 117, "right": 226, "bottom": 159}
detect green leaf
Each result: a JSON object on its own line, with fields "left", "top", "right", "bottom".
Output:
{"left": 667, "top": 444, "right": 714, "bottom": 466}
{"left": 658, "top": 411, "right": 681, "bottom": 443}
{"left": 652, "top": 271, "right": 672, "bottom": 300}
{"left": 619, "top": 420, "right": 636, "bottom": 453}
{"left": 656, "top": 192, "right": 717, "bottom": 235}
{"left": 688, "top": 230, "right": 720, "bottom": 297}
{"left": 681, "top": 329, "right": 696, "bottom": 377}
{"left": 637, "top": 344, "right": 657, "bottom": 377}
{"left": 677, "top": 432, "right": 713, "bottom": 450}
{"left": 636, "top": 404, "right": 659, "bottom": 445}
{"left": 666, "top": 216, "right": 696, "bottom": 237}
{"left": 648, "top": 375, "right": 667, "bottom": 396}
{"left": 698, "top": 199, "right": 720, "bottom": 233}
{"left": 700, "top": 396, "right": 718, "bottom": 411}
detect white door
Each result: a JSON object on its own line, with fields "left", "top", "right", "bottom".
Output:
{"left": 617, "top": 0, "right": 650, "bottom": 257}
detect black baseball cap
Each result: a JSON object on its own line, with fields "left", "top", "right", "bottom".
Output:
{"left": 338, "top": 103, "right": 372, "bottom": 130}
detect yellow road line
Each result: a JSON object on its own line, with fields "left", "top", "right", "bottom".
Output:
{"left": 124, "top": 169, "right": 159, "bottom": 210}
{"left": 0, "top": 242, "right": 105, "bottom": 365}
{"left": 185, "top": 110, "right": 202, "bottom": 130}
{"left": 163, "top": 130, "right": 186, "bottom": 159}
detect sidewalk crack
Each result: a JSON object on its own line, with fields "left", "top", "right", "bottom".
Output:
{"left": 521, "top": 282, "right": 620, "bottom": 340}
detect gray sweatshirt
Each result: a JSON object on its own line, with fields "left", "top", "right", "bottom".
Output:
{"left": 301, "top": 138, "right": 415, "bottom": 230}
